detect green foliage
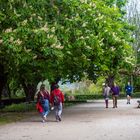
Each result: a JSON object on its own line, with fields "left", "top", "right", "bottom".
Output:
{"left": 87, "top": 77, "right": 105, "bottom": 93}
{"left": 0, "top": 0, "right": 135, "bottom": 97}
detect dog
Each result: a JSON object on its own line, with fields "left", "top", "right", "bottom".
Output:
{"left": 137, "top": 100, "right": 140, "bottom": 108}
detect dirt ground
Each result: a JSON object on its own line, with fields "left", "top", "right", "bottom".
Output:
{"left": 0, "top": 99, "right": 140, "bottom": 140}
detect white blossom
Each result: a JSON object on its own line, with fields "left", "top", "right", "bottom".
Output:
{"left": 22, "top": 19, "right": 28, "bottom": 26}
{"left": 5, "top": 28, "right": 12, "bottom": 33}
{"left": 40, "top": 23, "right": 48, "bottom": 32}
{"left": 80, "top": 0, "right": 87, "bottom": 4}
{"left": 86, "top": 46, "right": 92, "bottom": 49}
{"left": 29, "top": 17, "right": 33, "bottom": 22}
{"left": 0, "top": 39, "right": 3, "bottom": 44}
{"left": 55, "top": 45, "right": 64, "bottom": 49}
{"left": 51, "top": 42, "right": 64, "bottom": 49}
{"left": 32, "top": 13, "right": 36, "bottom": 16}
{"left": 38, "top": 16, "right": 42, "bottom": 20}
{"left": 9, "top": 37, "right": 14, "bottom": 42}
{"left": 111, "top": 46, "right": 116, "bottom": 51}
{"left": 15, "top": 39, "right": 22, "bottom": 45}
{"left": 33, "top": 55, "right": 37, "bottom": 59}
{"left": 51, "top": 27, "right": 55, "bottom": 32}
{"left": 14, "top": 9, "right": 21, "bottom": 17}
{"left": 80, "top": 36, "right": 84, "bottom": 39}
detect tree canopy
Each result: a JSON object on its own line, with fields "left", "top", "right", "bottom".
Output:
{"left": 0, "top": 0, "right": 135, "bottom": 100}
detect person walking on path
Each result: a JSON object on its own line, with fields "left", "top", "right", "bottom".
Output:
{"left": 102, "top": 83, "right": 111, "bottom": 108}
{"left": 111, "top": 83, "right": 120, "bottom": 108}
{"left": 50, "top": 84, "right": 64, "bottom": 122}
{"left": 36, "top": 84, "right": 50, "bottom": 123}
{"left": 125, "top": 82, "right": 133, "bottom": 104}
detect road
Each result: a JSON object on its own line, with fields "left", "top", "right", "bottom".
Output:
{"left": 0, "top": 99, "right": 140, "bottom": 140}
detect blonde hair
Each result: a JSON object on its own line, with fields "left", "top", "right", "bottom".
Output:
{"left": 40, "top": 84, "right": 45, "bottom": 90}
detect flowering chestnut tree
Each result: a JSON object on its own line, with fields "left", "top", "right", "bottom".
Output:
{"left": 0, "top": 0, "right": 134, "bottom": 100}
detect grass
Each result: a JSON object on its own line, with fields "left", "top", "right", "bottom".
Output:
{"left": 0, "top": 102, "right": 36, "bottom": 112}
{"left": 0, "top": 102, "right": 36, "bottom": 126}
{"left": 0, "top": 112, "right": 36, "bottom": 125}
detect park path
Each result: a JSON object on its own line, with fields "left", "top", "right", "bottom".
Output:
{"left": 0, "top": 99, "right": 140, "bottom": 140}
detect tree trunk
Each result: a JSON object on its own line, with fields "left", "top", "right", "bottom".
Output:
{"left": 0, "top": 76, "right": 3, "bottom": 101}
{"left": 106, "top": 75, "right": 115, "bottom": 87}
{"left": 27, "top": 84, "right": 36, "bottom": 101}
{"left": 2, "top": 84, "right": 11, "bottom": 99}
{"left": 6, "top": 84, "right": 11, "bottom": 99}
{"left": 0, "top": 64, "right": 7, "bottom": 104}
{"left": 20, "top": 78, "right": 37, "bottom": 102}
{"left": 50, "top": 77, "right": 60, "bottom": 92}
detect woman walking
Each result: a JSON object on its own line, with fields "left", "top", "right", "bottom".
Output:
{"left": 36, "top": 84, "right": 50, "bottom": 122}
{"left": 111, "top": 83, "right": 120, "bottom": 108}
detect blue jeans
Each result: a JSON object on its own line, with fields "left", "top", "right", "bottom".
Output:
{"left": 54, "top": 102, "right": 62, "bottom": 119}
{"left": 41, "top": 99, "right": 50, "bottom": 117}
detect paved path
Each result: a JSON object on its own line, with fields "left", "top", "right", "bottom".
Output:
{"left": 0, "top": 99, "right": 140, "bottom": 140}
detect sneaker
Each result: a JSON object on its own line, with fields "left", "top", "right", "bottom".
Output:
{"left": 51, "top": 107, "right": 54, "bottom": 110}
{"left": 42, "top": 119, "right": 45, "bottom": 123}
{"left": 58, "top": 116, "right": 61, "bottom": 121}
{"left": 43, "top": 115, "right": 47, "bottom": 121}
{"left": 56, "top": 119, "right": 59, "bottom": 122}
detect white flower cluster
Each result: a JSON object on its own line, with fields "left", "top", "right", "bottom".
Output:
{"left": 14, "top": 39, "right": 22, "bottom": 45}
{"left": 0, "top": 39, "right": 3, "bottom": 44}
{"left": 14, "top": 9, "right": 21, "bottom": 17}
{"left": 80, "top": 0, "right": 87, "bottom": 4}
{"left": 9, "top": 37, "right": 14, "bottom": 42}
{"left": 82, "top": 22, "right": 88, "bottom": 27}
{"left": 5, "top": 28, "right": 12, "bottom": 33}
{"left": 89, "top": 2, "right": 96, "bottom": 8}
{"left": 21, "top": 19, "right": 28, "bottom": 26}
{"left": 40, "top": 23, "right": 49, "bottom": 32}
{"left": 111, "top": 46, "right": 116, "bottom": 51}
{"left": 51, "top": 27, "right": 55, "bottom": 33}
{"left": 125, "top": 57, "right": 135, "bottom": 65}
{"left": 24, "top": 47, "right": 32, "bottom": 53}
{"left": 51, "top": 42, "right": 64, "bottom": 49}
{"left": 38, "top": 16, "right": 42, "bottom": 20}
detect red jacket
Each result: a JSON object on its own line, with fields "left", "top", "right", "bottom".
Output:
{"left": 50, "top": 89, "right": 64, "bottom": 104}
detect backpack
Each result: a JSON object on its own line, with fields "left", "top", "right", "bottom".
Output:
{"left": 54, "top": 95, "right": 60, "bottom": 106}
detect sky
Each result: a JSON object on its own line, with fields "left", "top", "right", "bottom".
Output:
{"left": 127, "top": 0, "right": 140, "bottom": 12}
